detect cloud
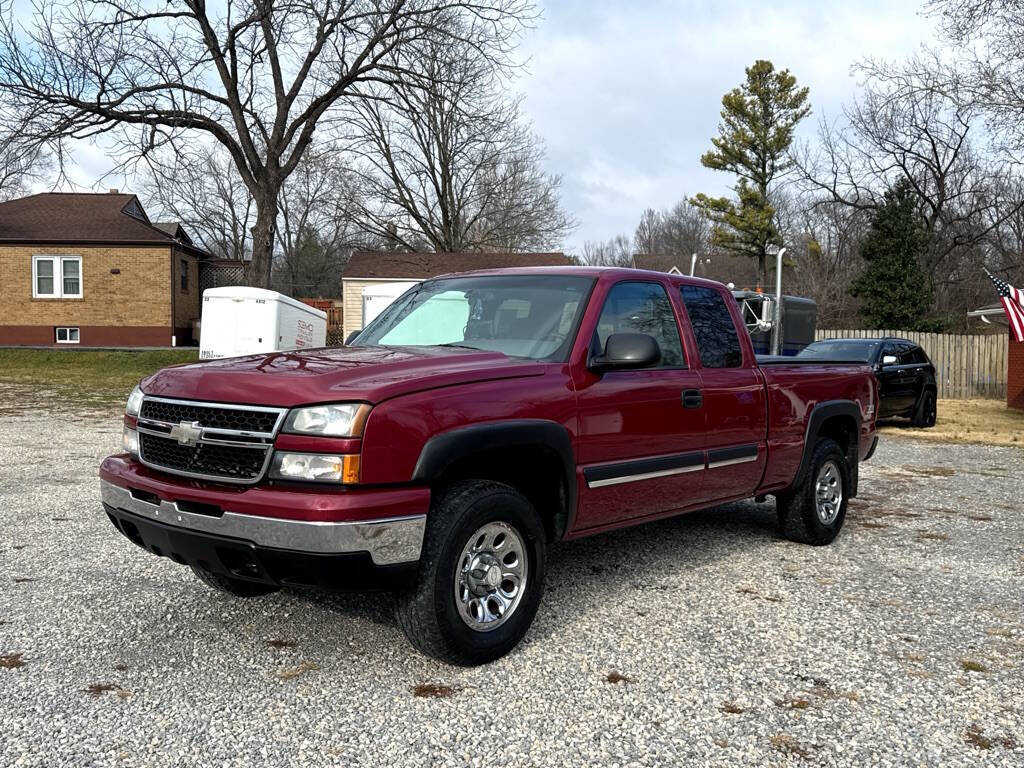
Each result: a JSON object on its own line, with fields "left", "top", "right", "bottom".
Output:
{"left": 521, "top": 0, "right": 937, "bottom": 252}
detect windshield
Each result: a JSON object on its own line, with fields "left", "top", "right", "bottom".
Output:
{"left": 798, "top": 340, "right": 879, "bottom": 363}
{"left": 354, "top": 274, "right": 594, "bottom": 361}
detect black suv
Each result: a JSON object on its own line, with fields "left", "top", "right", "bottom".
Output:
{"left": 798, "top": 337, "right": 937, "bottom": 427}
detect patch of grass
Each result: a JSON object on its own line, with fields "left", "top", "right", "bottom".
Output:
{"left": 84, "top": 682, "right": 129, "bottom": 698}
{"left": 605, "top": 671, "right": 633, "bottom": 684}
{"left": 912, "top": 466, "right": 956, "bottom": 477}
{"left": 719, "top": 701, "right": 745, "bottom": 714}
{"left": 277, "top": 661, "right": 319, "bottom": 681}
{"left": 736, "top": 586, "right": 783, "bottom": 603}
{"left": 964, "top": 724, "right": 1017, "bottom": 750}
{"left": 769, "top": 733, "right": 814, "bottom": 759}
{"left": 880, "top": 399, "right": 1024, "bottom": 447}
{"left": 0, "top": 348, "right": 198, "bottom": 404}
{"left": 267, "top": 639, "right": 298, "bottom": 649}
{"left": 411, "top": 682, "right": 456, "bottom": 698}
{"left": 916, "top": 531, "right": 951, "bottom": 542}
{"left": 775, "top": 697, "right": 811, "bottom": 710}
{"left": 984, "top": 627, "right": 1013, "bottom": 638}
{"left": 960, "top": 659, "right": 988, "bottom": 673}
{"left": 1, "top": 653, "right": 26, "bottom": 669}
{"left": 965, "top": 725, "right": 994, "bottom": 750}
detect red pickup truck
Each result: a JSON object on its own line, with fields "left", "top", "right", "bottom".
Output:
{"left": 100, "top": 267, "right": 878, "bottom": 665}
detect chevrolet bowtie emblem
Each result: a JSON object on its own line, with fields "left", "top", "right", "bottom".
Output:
{"left": 169, "top": 421, "right": 203, "bottom": 447}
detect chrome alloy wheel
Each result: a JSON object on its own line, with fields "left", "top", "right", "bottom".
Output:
{"left": 454, "top": 521, "right": 528, "bottom": 632}
{"left": 815, "top": 460, "right": 843, "bottom": 525}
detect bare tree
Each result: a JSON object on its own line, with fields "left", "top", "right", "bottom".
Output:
{"left": 928, "top": 0, "right": 1024, "bottom": 158}
{"left": 580, "top": 234, "right": 632, "bottom": 267}
{"left": 140, "top": 146, "right": 255, "bottom": 262}
{"left": 633, "top": 198, "right": 710, "bottom": 257}
{"left": 781, "top": 195, "right": 870, "bottom": 328}
{"left": 799, "top": 53, "right": 1023, "bottom": 287}
{"left": 0, "top": 0, "right": 532, "bottom": 286}
{"left": 346, "top": 39, "right": 574, "bottom": 252}
{"left": 273, "top": 148, "right": 366, "bottom": 297}
{"left": 0, "top": 121, "right": 48, "bottom": 200}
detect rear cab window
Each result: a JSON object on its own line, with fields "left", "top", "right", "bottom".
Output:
{"left": 679, "top": 285, "right": 743, "bottom": 368}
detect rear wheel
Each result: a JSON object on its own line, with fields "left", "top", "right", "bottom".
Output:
{"left": 395, "top": 480, "right": 546, "bottom": 666}
{"left": 777, "top": 438, "right": 849, "bottom": 546}
{"left": 190, "top": 565, "right": 280, "bottom": 598}
{"left": 911, "top": 389, "right": 937, "bottom": 428}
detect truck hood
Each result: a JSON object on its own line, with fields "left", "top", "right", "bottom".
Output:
{"left": 140, "top": 345, "right": 548, "bottom": 407}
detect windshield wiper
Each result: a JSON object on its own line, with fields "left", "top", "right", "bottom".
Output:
{"left": 436, "top": 342, "right": 480, "bottom": 350}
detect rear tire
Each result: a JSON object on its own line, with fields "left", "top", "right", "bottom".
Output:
{"left": 776, "top": 438, "right": 849, "bottom": 546}
{"left": 394, "top": 480, "right": 546, "bottom": 666}
{"left": 190, "top": 565, "right": 280, "bottom": 598}
{"left": 911, "top": 389, "right": 937, "bottom": 428}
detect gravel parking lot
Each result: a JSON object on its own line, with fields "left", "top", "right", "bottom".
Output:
{"left": 2, "top": 383, "right": 1022, "bottom": 767}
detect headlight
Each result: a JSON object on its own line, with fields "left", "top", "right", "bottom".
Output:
{"left": 283, "top": 404, "right": 370, "bottom": 437}
{"left": 122, "top": 425, "right": 140, "bottom": 456}
{"left": 126, "top": 385, "right": 144, "bottom": 417}
{"left": 269, "top": 452, "right": 360, "bottom": 484}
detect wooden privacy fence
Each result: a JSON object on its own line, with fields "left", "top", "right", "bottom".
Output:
{"left": 814, "top": 329, "right": 1008, "bottom": 400}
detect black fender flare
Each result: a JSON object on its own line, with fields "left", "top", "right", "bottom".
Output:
{"left": 793, "top": 400, "right": 862, "bottom": 494}
{"left": 411, "top": 419, "right": 577, "bottom": 534}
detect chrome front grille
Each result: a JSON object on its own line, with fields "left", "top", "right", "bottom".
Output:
{"left": 139, "top": 399, "right": 281, "bottom": 434}
{"left": 135, "top": 397, "right": 286, "bottom": 484}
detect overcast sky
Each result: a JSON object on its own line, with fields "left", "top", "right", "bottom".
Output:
{"left": 520, "top": 0, "right": 938, "bottom": 252}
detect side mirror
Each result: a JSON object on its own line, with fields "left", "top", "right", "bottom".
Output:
{"left": 881, "top": 354, "right": 897, "bottom": 366}
{"left": 589, "top": 333, "right": 661, "bottom": 372}
{"left": 345, "top": 330, "right": 361, "bottom": 346}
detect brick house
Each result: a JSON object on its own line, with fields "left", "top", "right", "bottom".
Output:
{"left": 340, "top": 251, "right": 573, "bottom": 339}
{"left": 0, "top": 191, "right": 220, "bottom": 347}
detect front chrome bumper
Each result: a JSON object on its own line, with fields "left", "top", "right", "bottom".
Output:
{"left": 99, "top": 479, "right": 425, "bottom": 566}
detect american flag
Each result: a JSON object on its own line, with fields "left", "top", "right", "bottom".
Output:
{"left": 985, "top": 269, "right": 1024, "bottom": 343}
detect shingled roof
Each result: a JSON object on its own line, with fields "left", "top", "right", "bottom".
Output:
{"left": 343, "top": 250, "right": 572, "bottom": 280}
{"left": 0, "top": 192, "right": 206, "bottom": 256}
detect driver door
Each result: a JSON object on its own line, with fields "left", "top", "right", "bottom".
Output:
{"left": 573, "top": 280, "right": 705, "bottom": 530}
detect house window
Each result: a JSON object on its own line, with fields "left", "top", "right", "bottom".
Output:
{"left": 33, "top": 255, "right": 82, "bottom": 298}
{"left": 55, "top": 327, "right": 80, "bottom": 344}
{"left": 180, "top": 259, "right": 189, "bottom": 292}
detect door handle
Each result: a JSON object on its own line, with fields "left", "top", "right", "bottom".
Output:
{"left": 682, "top": 389, "right": 703, "bottom": 409}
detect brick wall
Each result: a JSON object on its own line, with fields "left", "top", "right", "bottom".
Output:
{"left": 1008, "top": 334, "right": 1024, "bottom": 411}
{"left": 172, "top": 249, "right": 200, "bottom": 342}
{"left": 0, "top": 244, "right": 174, "bottom": 346}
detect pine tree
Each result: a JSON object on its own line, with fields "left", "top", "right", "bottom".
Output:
{"left": 851, "top": 180, "right": 932, "bottom": 329}
{"left": 691, "top": 60, "right": 810, "bottom": 287}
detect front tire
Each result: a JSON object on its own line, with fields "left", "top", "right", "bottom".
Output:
{"left": 911, "top": 389, "right": 937, "bottom": 428}
{"left": 776, "top": 438, "right": 849, "bottom": 546}
{"left": 395, "top": 480, "right": 546, "bottom": 666}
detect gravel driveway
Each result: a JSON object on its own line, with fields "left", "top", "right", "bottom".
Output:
{"left": 1, "top": 383, "right": 1022, "bottom": 767}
